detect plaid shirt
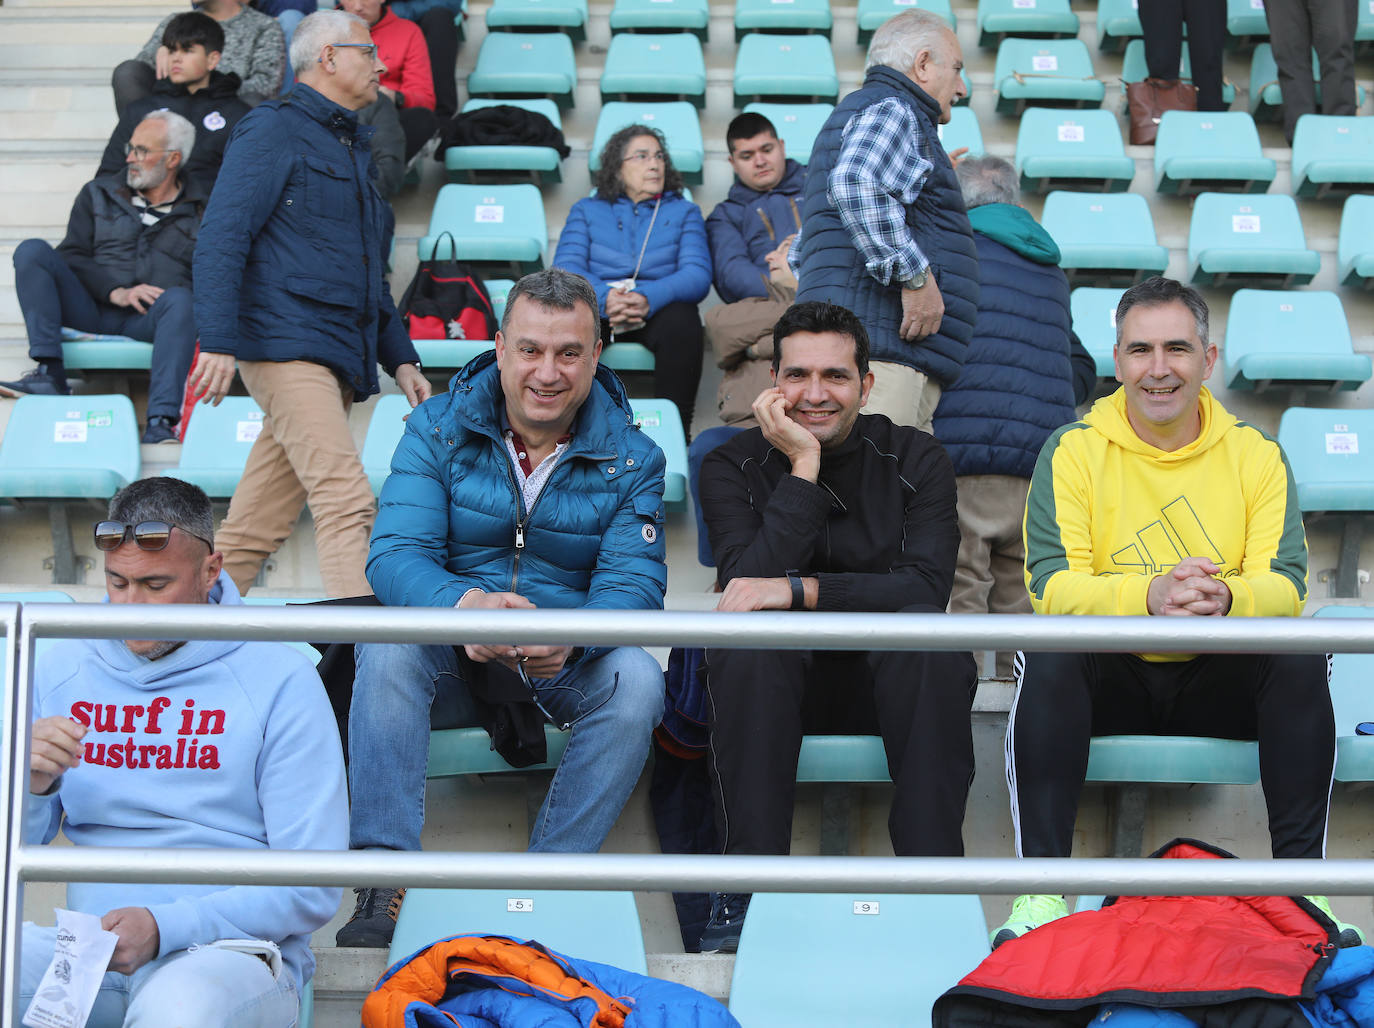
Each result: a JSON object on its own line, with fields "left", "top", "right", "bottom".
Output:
{"left": 790, "top": 98, "right": 937, "bottom": 286}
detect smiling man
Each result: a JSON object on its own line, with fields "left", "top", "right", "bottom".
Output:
{"left": 997, "top": 276, "right": 1347, "bottom": 948}
{"left": 337, "top": 268, "right": 669, "bottom": 948}
{"left": 696, "top": 300, "right": 976, "bottom": 953}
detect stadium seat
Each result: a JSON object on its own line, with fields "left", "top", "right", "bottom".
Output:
{"left": 1154, "top": 111, "right": 1276, "bottom": 195}
{"left": 857, "top": 0, "right": 955, "bottom": 45}
{"left": 58, "top": 328, "right": 153, "bottom": 373}
{"left": 588, "top": 102, "right": 703, "bottom": 184}
{"left": 1014, "top": 108, "right": 1134, "bottom": 193}
{"left": 467, "top": 32, "right": 577, "bottom": 108}
{"left": 993, "top": 38, "right": 1104, "bottom": 115}
{"left": 734, "top": 34, "right": 839, "bottom": 107}
{"left": 388, "top": 888, "right": 647, "bottom": 973}
{"left": 361, "top": 394, "right": 416, "bottom": 496}
{"left": 1069, "top": 286, "right": 1125, "bottom": 377}
{"left": 734, "top": 0, "right": 833, "bottom": 40}
{"left": 728, "top": 893, "right": 990, "bottom": 1026}
{"left": 1041, "top": 192, "right": 1169, "bottom": 288}
{"left": 1312, "top": 605, "right": 1374, "bottom": 783}
{"left": 600, "top": 32, "right": 706, "bottom": 106}
{"left": 1085, "top": 738, "right": 1260, "bottom": 785}
{"left": 1120, "top": 39, "right": 1237, "bottom": 107}
{"left": 419, "top": 184, "right": 547, "bottom": 276}
{"left": 609, "top": 0, "right": 709, "bottom": 38}
{"left": 630, "top": 398, "right": 687, "bottom": 507}
{"left": 977, "top": 0, "right": 1078, "bottom": 49}
{"left": 445, "top": 99, "right": 566, "bottom": 184}
{"left": 1222, "top": 290, "right": 1369, "bottom": 393}
{"left": 1250, "top": 44, "right": 1367, "bottom": 123}
{"left": 484, "top": 0, "right": 588, "bottom": 40}
{"left": 427, "top": 725, "right": 572, "bottom": 778}
{"left": 938, "top": 105, "right": 984, "bottom": 156}
{"left": 1291, "top": 115, "right": 1374, "bottom": 199}
{"left": 163, "top": 396, "right": 264, "bottom": 498}
{"left": 299, "top": 981, "right": 313, "bottom": 1028}
{"left": 1338, "top": 195, "right": 1374, "bottom": 289}
{"left": 1096, "top": 0, "right": 1141, "bottom": 52}
{"left": 1360, "top": 0, "right": 1374, "bottom": 54}
{"left": 743, "top": 102, "right": 833, "bottom": 165}
{"left": 1187, "top": 192, "right": 1319, "bottom": 288}
{"left": 1225, "top": 0, "right": 1268, "bottom": 45}
{"left": 0, "top": 395, "right": 140, "bottom": 584}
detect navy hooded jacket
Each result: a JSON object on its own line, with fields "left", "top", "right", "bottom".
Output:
{"left": 705, "top": 158, "right": 804, "bottom": 303}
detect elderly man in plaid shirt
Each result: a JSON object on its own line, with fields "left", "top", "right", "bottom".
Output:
{"left": 791, "top": 9, "right": 979, "bottom": 432}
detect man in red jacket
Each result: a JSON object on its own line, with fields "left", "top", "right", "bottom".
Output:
{"left": 339, "top": 0, "right": 437, "bottom": 159}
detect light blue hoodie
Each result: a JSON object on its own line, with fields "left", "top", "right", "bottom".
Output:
{"left": 25, "top": 572, "right": 347, "bottom": 994}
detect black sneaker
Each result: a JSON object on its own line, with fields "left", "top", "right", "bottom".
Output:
{"left": 335, "top": 886, "right": 406, "bottom": 948}
{"left": 141, "top": 416, "right": 178, "bottom": 445}
{"left": 698, "top": 892, "right": 751, "bottom": 954}
{"left": 0, "top": 366, "right": 70, "bottom": 398}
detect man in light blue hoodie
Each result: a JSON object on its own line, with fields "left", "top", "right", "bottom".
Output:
{"left": 21, "top": 477, "right": 348, "bottom": 1027}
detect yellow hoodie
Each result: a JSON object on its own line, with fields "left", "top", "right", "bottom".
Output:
{"left": 1023, "top": 387, "right": 1308, "bottom": 660}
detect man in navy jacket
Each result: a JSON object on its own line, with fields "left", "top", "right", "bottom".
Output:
{"left": 189, "top": 9, "right": 429, "bottom": 598}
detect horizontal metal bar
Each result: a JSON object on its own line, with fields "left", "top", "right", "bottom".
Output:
{"left": 20, "top": 605, "right": 1374, "bottom": 654}
{"left": 15, "top": 847, "right": 1374, "bottom": 896}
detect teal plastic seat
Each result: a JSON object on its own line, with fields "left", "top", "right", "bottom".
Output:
{"left": 427, "top": 724, "right": 572, "bottom": 776}
{"left": 994, "top": 38, "right": 1104, "bottom": 115}
{"left": 743, "top": 102, "right": 833, "bottom": 165}
{"left": 609, "top": 0, "right": 708, "bottom": 37}
{"left": 1187, "top": 192, "right": 1319, "bottom": 288}
{"left": 601, "top": 342, "right": 656, "bottom": 373}
{"left": 734, "top": 34, "right": 839, "bottom": 106}
{"left": 1121, "top": 39, "right": 1237, "bottom": 106}
{"left": 0, "top": 394, "right": 139, "bottom": 500}
{"left": 795, "top": 735, "right": 890, "bottom": 782}
{"left": 419, "top": 184, "right": 547, "bottom": 276}
{"left": 978, "top": 0, "right": 1078, "bottom": 48}
{"left": 1225, "top": 0, "right": 1268, "bottom": 44}
{"left": 361, "top": 394, "right": 415, "bottom": 496}
{"left": 1360, "top": 0, "right": 1374, "bottom": 51}
{"left": 445, "top": 99, "right": 565, "bottom": 184}
{"left": 1291, "top": 115, "right": 1374, "bottom": 198}
{"left": 485, "top": 0, "right": 587, "bottom": 39}
{"left": 162, "top": 396, "right": 264, "bottom": 498}
{"left": 1096, "top": 0, "right": 1141, "bottom": 52}
{"left": 600, "top": 32, "right": 706, "bottom": 105}
{"left": 1085, "top": 736, "right": 1260, "bottom": 784}
{"left": 629, "top": 398, "right": 686, "bottom": 506}
{"left": 1338, "top": 195, "right": 1374, "bottom": 289}
{"left": 1041, "top": 191, "right": 1168, "bottom": 287}
{"left": 1250, "top": 44, "right": 1367, "bottom": 122}
{"left": 1277, "top": 407, "right": 1374, "bottom": 513}
{"left": 409, "top": 279, "right": 515, "bottom": 370}
{"left": 467, "top": 32, "right": 577, "bottom": 107}
{"left": 857, "top": 0, "right": 954, "bottom": 45}
{"left": 1154, "top": 110, "right": 1276, "bottom": 195}
{"left": 729, "top": 893, "right": 990, "bottom": 1026}
{"left": 58, "top": 328, "right": 153, "bottom": 372}
{"left": 1015, "top": 108, "right": 1133, "bottom": 193}
{"left": 1070, "top": 286, "right": 1126, "bottom": 377}
{"left": 1312, "top": 605, "right": 1374, "bottom": 783}
{"left": 298, "top": 980, "right": 313, "bottom": 1028}
{"left": 734, "top": 0, "right": 832, "bottom": 40}
{"left": 938, "top": 105, "right": 984, "bottom": 156}
{"left": 588, "top": 102, "right": 703, "bottom": 183}
{"left": 1223, "top": 290, "right": 1369, "bottom": 392}
{"left": 387, "top": 889, "right": 647, "bottom": 973}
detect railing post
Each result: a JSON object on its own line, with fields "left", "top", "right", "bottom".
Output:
{"left": 1, "top": 605, "right": 29, "bottom": 1028}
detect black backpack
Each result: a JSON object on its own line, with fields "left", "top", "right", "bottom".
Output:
{"left": 399, "top": 232, "right": 498, "bottom": 341}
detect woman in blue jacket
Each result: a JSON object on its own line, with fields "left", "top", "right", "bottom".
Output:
{"left": 553, "top": 123, "right": 711, "bottom": 435}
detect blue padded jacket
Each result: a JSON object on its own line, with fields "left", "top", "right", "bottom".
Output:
{"left": 705, "top": 158, "right": 805, "bottom": 303}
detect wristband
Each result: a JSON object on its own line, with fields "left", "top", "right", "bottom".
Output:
{"left": 788, "top": 574, "right": 805, "bottom": 611}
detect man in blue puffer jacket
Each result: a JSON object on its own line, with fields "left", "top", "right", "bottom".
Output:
{"left": 337, "top": 269, "right": 669, "bottom": 949}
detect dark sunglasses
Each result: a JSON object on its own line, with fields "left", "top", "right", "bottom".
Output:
{"left": 94, "top": 520, "right": 212, "bottom": 552}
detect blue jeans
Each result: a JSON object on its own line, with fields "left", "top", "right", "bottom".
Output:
{"left": 348, "top": 644, "right": 665, "bottom": 852}
{"left": 13, "top": 238, "right": 196, "bottom": 419}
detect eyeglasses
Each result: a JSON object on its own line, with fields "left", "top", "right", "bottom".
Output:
{"left": 94, "top": 521, "right": 213, "bottom": 552}
{"left": 123, "top": 144, "right": 170, "bottom": 160}
{"left": 325, "top": 42, "right": 378, "bottom": 60}
{"left": 622, "top": 150, "right": 667, "bottom": 165}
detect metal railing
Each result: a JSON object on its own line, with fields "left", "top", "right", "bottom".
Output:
{"left": 5, "top": 603, "right": 1374, "bottom": 1024}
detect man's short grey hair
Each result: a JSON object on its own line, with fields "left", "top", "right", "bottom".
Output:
{"left": 108, "top": 477, "right": 215, "bottom": 548}
{"left": 290, "top": 10, "right": 369, "bottom": 78}
{"left": 956, "top": 155, "right": 1020, "bottom": 208}
{"left": 866, "top": 9, "right": 953, "bottom": 74}
{"left": 500, "top": 267, "right": 601, "bottom": 338}
{"left": 1114, "top": 276, "right": 1210, "bottom": 348}
{"left": 141, "top": 109, "right": 196, "bottom": 166}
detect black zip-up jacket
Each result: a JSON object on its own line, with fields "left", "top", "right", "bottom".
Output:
{"left": 699, "top": 412, "right": 960, "bottom": 611}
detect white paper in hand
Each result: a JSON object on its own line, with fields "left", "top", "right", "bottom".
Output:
{"left": 23, "top": 910, "right": 119, "bottom": 1028}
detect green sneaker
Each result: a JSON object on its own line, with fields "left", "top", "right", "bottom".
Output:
{"left": 1307, "top": 895, "right": 1367, "bottom": 948}
{"left": 991, "top": 894, "right": 1069, "bottom": 949}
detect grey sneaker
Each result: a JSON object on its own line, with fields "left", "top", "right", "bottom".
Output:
{"left": 335, "top": 886, "right": 406, "bottom": 948}
{"left": 699, "top": 892, "right": 751, "bottom": 953}
{"left": 0, "top": 366, "right": 70, "bottom": 398}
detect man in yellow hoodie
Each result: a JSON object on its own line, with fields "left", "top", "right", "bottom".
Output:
{"left": 993, "top": 276, "right": 1341, "bottom": 948}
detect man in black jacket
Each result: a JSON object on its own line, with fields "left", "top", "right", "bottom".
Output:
{"left": 697, "top": 300, "right": 977, "bottom": 952}
{"left": 2, "top": 110, "right": 203, "bottom": 444}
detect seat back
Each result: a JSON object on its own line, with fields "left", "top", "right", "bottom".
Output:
{"left": 420, "top": 183, "right": 548, "bottom": 275}
{"left": 1154, "top": 111, "right": 1275, "bottom": 194}
{"left": 467, "top": 31, "right": 577, "bottom": 106}
{"left": 1095, "top": 0, "right": 1142, "bottom": 51}
{"left": 1187, "top": 191, "right": 1319, "bottom": 286}
{"left": 1014, "top": 107, "right": 1132, "bottom": 192}
{"left": 939, "top": 105, "right": 984, "bottom": 156}
{"left": 994, "top": 37, "right": 1098, "bottom": 83}
{"left": 733, "top": 34, "right": 838, "bottom": 104}
{"left": 630, "top": 399, "right": 688, "bottom": 506}
{"left": 734, "top": 0, "right": 833, "bottom": 38}
{"left": 601, "top": 32, "right": 707, "bottom": 103}
{"left": 1041, "top": 191, "right": 1168, "bottom": 285}
{"left": 1312, "top": 605, "right": 1374, "bottom": 782}
{"left": 1338, "top": 194, "right": 1374, "bottom": 286}
{"left": 858, "top": 0, "right": 954, "bottom": 42}
{"left": 589, "top": 101, "right": 704, "bottom": 179}
{"left": 1069, "top": 286, "right": 1125, "bottom": 377}
{"left": 1225, "top": 0, "right": 1268, "bottom": 40}
{"left": 164, "top": 396, "right": 264, "bottom": 498}
{"left": 1222, "top": 289, "right": 1368, "bottom": 392}
{"left": 1292, "top": 115, "right": 1374, "bottom": 197}
{"left": 0, "top": 395, "right": 140, "bottom": 500}
{"left": 361, "top": 394, "right": 415, "bottom": 496}
{"left": 1276, "top": 407, "right": 1374, "bottom": 514}
{"left": 978, "top": 0, "right": 1078, "bottom": 46}
{"left": 743, "top": 102, "right": 835, "bottom": 165}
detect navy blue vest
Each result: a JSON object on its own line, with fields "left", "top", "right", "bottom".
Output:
{"left": 795, "top": 66, "right": 979, "bottom": 386}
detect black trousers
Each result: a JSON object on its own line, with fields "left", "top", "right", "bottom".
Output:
{"left": 601, "top": 301, "right": 704, "bottom": 438}
{"left": 398, "top": 106, "right": 440, "bottom": 162}
{"left": 1008, "top": 651, "right": 1335, "bottom": 859}
{"left": 1264, "top": 0, "right": 1359, "bottom": 143}
{"left": 1139, "top": 0, "right": 1228, "bottom": 111}
{"left": 417, "top": 7, "right": 460, "bottom": 120}
{"left": 705, "top": 607, "right": 978, "bottom": 856}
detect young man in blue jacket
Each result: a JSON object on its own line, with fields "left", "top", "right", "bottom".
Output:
{"left": 337, "top": 268, "right": 669, "bottom": 948}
